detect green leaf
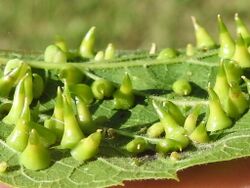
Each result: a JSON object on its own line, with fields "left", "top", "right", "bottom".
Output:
{"left": 0, "top": 49, "right": 219, "bottom": 91}
{"left": 0, "top": 49, "right": 249, "bottom": 188}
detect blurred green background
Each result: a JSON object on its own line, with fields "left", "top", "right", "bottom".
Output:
{"left": 0, "top": 0, "right": 250, "bottom": 51}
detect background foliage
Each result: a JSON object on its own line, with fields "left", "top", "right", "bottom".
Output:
{"left": 0, "top": 0, "right": 250, "bottom": 51}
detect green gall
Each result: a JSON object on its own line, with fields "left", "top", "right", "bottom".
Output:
{"left": 60, "top": 95, "right": 84, "bottom": 149}
{"left": 91, "top": 79, "right": 114, "bottom": 100}
{"left": 157, "top": 48, "right": 178, "bottom": 60}
{"left": 104, "top": 43, "right": 115, "bottom": 60}
{"left": 152, "top": 101, "right": 186, "bottom": 136}
{"left": 156, "top": 138, "right": 182, "bottom": 154}
{"left": 191, "top": 16, "right": 216, "bottom": 49}
{"left": 125, "top": 137, "right": 148, "bottom": 154}
{"left": 189, "top": 122, "right": 209, "bottom": 143}
{"left": 113, "top": 74, "right": 134, "bottom": 109}
{"left": 186, "top": 43, "right": 195, "bottom": 56}
{"left": 6, "top": 119, "right": 30, "bottom": 152}
{"left": 79, "top": 26, "right": 96, "bottom": 58}
{"left": 228, "top": 82, "right": 248, "bottom": 118}
{"left": 172, "top": 79, "right": 192, "bottom": 96}
{"left": 3, "top": 77, "right": 25, "bottom": 125}
{"left": 235, "top": 13, "right": 250, "bottom": 46}
{"left": 233, "top": 34, "right": 250, "bottom": 68}
{"left": 184, "top": 105, "right": 201, "bottom": 135}
{"left": 213, "top": 62, "right": 230, "bottom": 108}
{"left": 218, "top": 15, "right": 235, "bottom": 59}
{"left": 146, "top": 122, "right": 164, "bottom": 138}
{"left": 94, "top": 51, "right": 104, "bottom": 61}
{"left": 32, "top": 73, "right": 44, "bottom": 99}
{"left": 19, "top": 129, "right": 51, "bottom": 171}
{"left": 0, "top": 67, "right": 20, "bottom": 97}
{"left": 59, "top": 66, "right": 84, "bottom": 85}
{"left": 75, "top": 96, "right": 97, "bottom": 134}
{"left": 31, "top": 122, "right": 57, "bottom": 147}
{"left": 69, "top": 83, "right": 94, "bottom": 105}
{"left": 120, "top": 73, "right": 133, "bottom": 94}
{"left": 23, "top": 71, "right": 33, "bottom": 105}
{"left": 206, "top": 87, "right": 232, "bottom": 132}
{"left": 0, "top": 62, "right": 28, "bottom": 97}
{"left": 113, "top": 92, "right": 134, "bottom": 110}
{"left": 164, "top": 101, "right": 185, "bottom": 126}
{"left": 63, "top": 81, "right": 75, "bottom": 106}
{"left": 44, "top": 87, "right": 64, "bottom": 140}
{"left": 223, "top": 59, "right": 243, "bottom": 85}
{"left": 4, "top": 59, "right": 23, "bottom": 75}
{"left": 4, "top": 59, "right": 29, "bottom": 81}
{"left": 55, "top": 37, "right": 68, "bottom": 53}
{"left": 70, "top": 130, "right": 102, "bottom": 161}
{"left": 166, "top": 132, "right": 190, "bottom": 150}
{"left": 44, "top": 44, "right": 67, "bottom": 64}
{"left": 75, "top": 97, "right": 92, "bottom": 124}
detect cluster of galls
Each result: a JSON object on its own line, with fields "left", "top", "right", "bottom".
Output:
{"left": 192, "top": 14, "right": 250, "bottom": 68}
{"left": 2, "top": 13, "right": 250, "bottom": 169}
{"left": 0, "top": 62, "right": 104, "bottom": 170}
{"left": 1, "top": 64, "right": 136, "bottom": 171}
{"left": 0, "top": 29, "right": 136, "bottom": 170}
{"left": 125, "top": 14, "right": 250, "bottom": 156}
{"left": 125, "top": 101, "right": 207, "bottom": 156}
{"left": 190, "top": 14, "right": 250, "bottom": 131}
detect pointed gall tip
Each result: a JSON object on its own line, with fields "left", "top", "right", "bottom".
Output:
{"left": 219, "top": 59, "right": 224, "bottom": 66}
{"left": 122, "top": 72, "right": 132, "bottom": 88}
{"left": 96, "top": 129, "right": 102, "bottom": 133}
{"left": 63, "top": 79, "right": 68, "bottom": 87}
{"left": 62, "top": 93, "right": 68, "bottom": 103}
{"left": 191, "top": 16, "right": 199, "bottom": 30}
{"left": 29, "top": 128, "right": 40, "bottom": 145}
{"left": 107, "top": 43, "right": 114, "bottom": 48}
{"left": 191, "top": 16, "right": 196, "bottom": 23}
{"left": 90, "top": 26, "right": 96, "bottom": 32}
{"left": 217, "top": 15, "right": 223, "bottom": 26}
{"left": 241, "top": 75, "right": 247, "bottom": 81}
{"left": 235, "top": 13, "right": 239, "bottom": 20}
{"left": 149, "top": 43, "right": 157, "bottom": 55}
{"left": 207, "top": 82, "right": 211, "bottom": 89}
{"left": 217, "top": 14, "right": 227, "bottom": 32}
{"left": 152, "top": 100, "right": 157, "bottom": 108}
{"left": 23, "top": 72, "right": 29, "bottom": 79}
{"left": 30, "top": 128, "right": 36, "bottom": 135}
{"left": 57, "top": 86, "right": 62, "bottom": 94}
{"left": 84, "top": 26, "right": 96, "bottom": 39}
{"left": 74, "top": 96, "right": 80, "bottom": 103}
{"left": 236, "top": 34, "right": 244, "bottom": 45}
{"left": 124, "top": 72, "right": 129, "bottom": 77}
{"left": 217, "top": 14, "right": 223, "bottom": 25}
{"left": 184, "top": 90, "right": 189, "bottom": 95}
{"left": 99, "top": 89, "right": 104, "bottom": 95}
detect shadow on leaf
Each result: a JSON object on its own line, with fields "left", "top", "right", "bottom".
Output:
{"left": 7, "top": 165, "right": 20, "bottom": 172}
{"left": 190, "top": 82, "right": 207, "bottom": 98}
{"left": 108, "top": 110, "right": 132, "bottom": 129}
{"left": 139, "top": 89, "right": 171, "bottom": 96}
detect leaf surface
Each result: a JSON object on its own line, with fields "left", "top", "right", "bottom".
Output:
{"left": 0, "top": 49, "right": 249, "bottom": 188}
